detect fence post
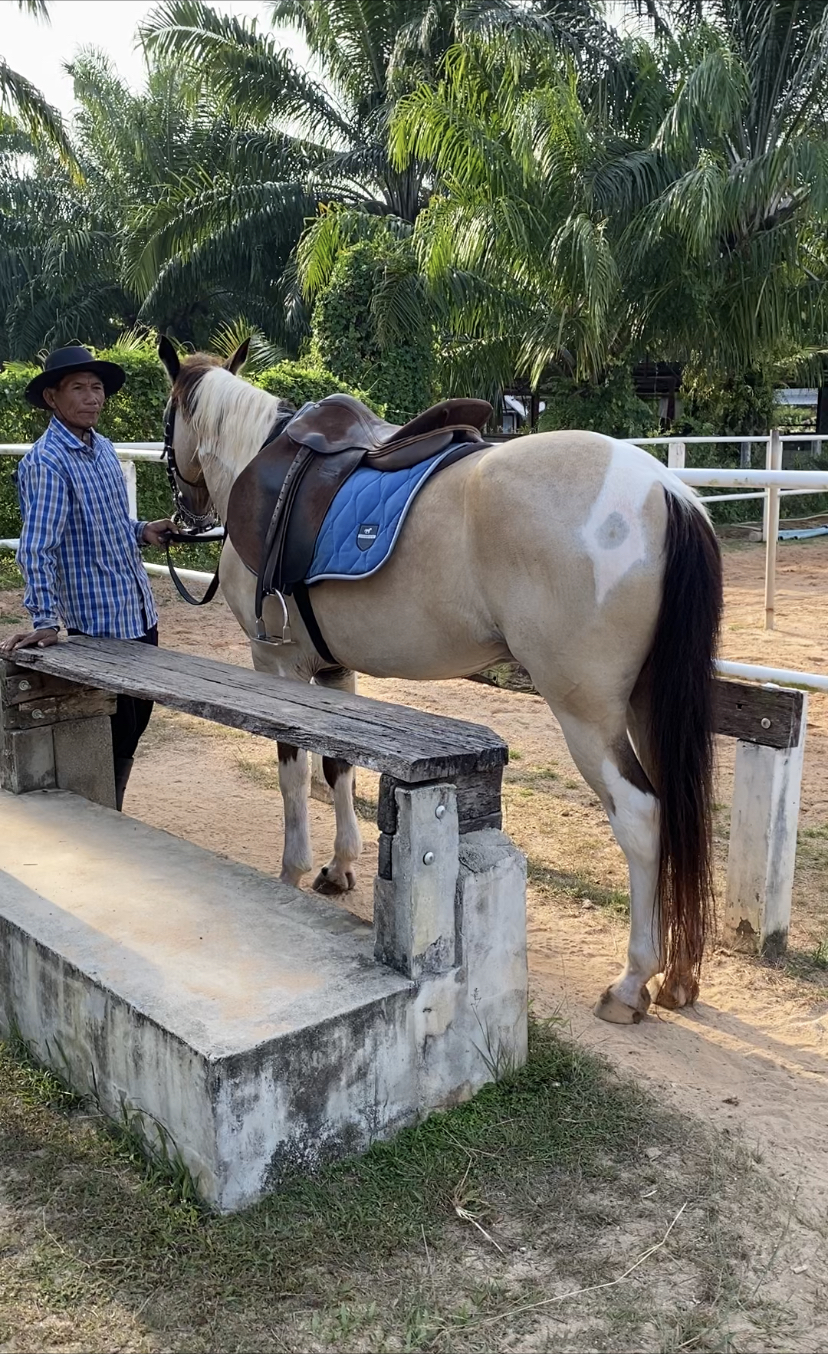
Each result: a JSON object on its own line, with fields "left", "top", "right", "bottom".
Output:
{"left": 121, "top": 458, "right": 138, "bottom": 519}
{"left": 667, "top": 440, "right": 686, "bottom": 469}
{"left": 723, "top": 688, "right": 807, "bottom": 958}
{"left": 764, "top": 430, "right": 782, "bottom": 630}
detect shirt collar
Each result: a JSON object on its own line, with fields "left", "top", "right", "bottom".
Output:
{"left": 48, "top": 416, "right": 100, "bottom": 459}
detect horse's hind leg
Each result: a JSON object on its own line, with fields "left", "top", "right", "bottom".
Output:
{"left": 545, "top": 702, "right": 662, "bottom": 1024}
{"left": 311, "top": 668, "right": 362, "bottom": 895}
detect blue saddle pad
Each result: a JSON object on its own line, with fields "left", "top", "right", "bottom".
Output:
{"left": 306, "top": 445, "right": 459, "bottom": 584}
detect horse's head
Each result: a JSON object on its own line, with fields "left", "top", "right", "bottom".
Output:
{"left": 158, "top": 335, "right": 250, "bottom": 532}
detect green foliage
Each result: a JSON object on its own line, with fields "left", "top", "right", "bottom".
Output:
{"left": 253, "top": 359, "right": 378, "bottom": 411}
{"left": 311, "top": 239, "right": 434, "bottom": 421}
{"left": 537, "top": 367, "right": 656, "bottom": 439}
{"left": 678, "top": 369, "right": 778, "bottom": 439}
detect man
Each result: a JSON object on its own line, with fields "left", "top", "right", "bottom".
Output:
{"left": 0, "top": 345, "right": 175, "bottom": 809}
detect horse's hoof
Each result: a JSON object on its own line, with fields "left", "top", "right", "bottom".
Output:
{"left": 648, "top": 972, "right": 698, "bottom": 1010}
{"left": 593, "top": 987, "right": 648, "bottom": 1024}
{"left": 312, "top": 865, "right": 356, "bottom": 895}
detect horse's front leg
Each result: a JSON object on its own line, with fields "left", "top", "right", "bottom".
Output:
{"left": 276, "top": 742, "right": 313, "bottom": 885}
{"left": 248, "top": 634, "right": 314, "bottom": 887}
{"left": 312, "top": 668, "right": 362, "bottom": 895}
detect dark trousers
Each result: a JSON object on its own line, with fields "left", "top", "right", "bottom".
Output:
{"left": 69, "top": 624, "right": 158, "bottom": 763}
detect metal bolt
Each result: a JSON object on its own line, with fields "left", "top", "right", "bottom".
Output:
{"left": 435, "top": 804, "right": 446, "bottom": 820}
{"left": 31, "top": 709, "right": 44, "bottom": 720}
{"left": 760, "top": 717, "right": 771, "bottom": 729}
{"left": 423, "top": 851, "right": 435, "bottom": 865}
{"left": 18, "top": 680, "right": 30, "bottom": 691}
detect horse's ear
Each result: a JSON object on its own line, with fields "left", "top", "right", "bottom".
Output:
{"left": 225, "top": 337, "right": 251, "bottom": 375}
{"left": 158, "top": 335, "right": 180, "bottom": 382}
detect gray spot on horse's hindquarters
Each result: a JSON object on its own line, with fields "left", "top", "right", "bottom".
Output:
{"left": 597, "top": 512, "right": 630, "bottom": 550}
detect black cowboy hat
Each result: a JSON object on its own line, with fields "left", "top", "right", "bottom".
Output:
{"left": 24, "top": 345, "right": 126, "bottom": 409}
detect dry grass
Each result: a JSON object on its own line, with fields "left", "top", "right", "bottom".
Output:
{"left": 0, "top": 1020, "right": 814, "bottom": 1354}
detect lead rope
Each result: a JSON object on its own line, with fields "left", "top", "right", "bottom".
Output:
{"left": 163, "top": 529, "right": 225, "bottom": 607}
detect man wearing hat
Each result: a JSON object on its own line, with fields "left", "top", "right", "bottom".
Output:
{"left": 0, "top": 345, "right": 175, "bottom": 809}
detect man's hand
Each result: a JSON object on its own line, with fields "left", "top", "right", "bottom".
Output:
{"left": 141, "top": 518, "right": 177, "bottom": 547}
{"left": 0, "top": 627, "right": 59, "bottom": 653}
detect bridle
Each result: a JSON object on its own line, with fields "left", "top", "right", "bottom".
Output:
{"left": 161, "top": 402, "right": 223, "bottom": 605}
{"left": 163, "top": 403, "right": 219, "bottom": 535}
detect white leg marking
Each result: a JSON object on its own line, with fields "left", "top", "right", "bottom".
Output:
{"left": 602, "top": 757, "right": 661, "bottom": 1007}
{"left": 315, "top": 766, "right": 362, "bottom": 894}
{"left": 279, "top": 751, "right": 313, "bottom": 885}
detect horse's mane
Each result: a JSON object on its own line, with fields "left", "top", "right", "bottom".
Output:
{"left": 174, "top": 354, "right": 293, "bottom": 475}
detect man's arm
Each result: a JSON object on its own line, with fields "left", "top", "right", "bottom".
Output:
{"left": 9, "top": 460, "right": 69, "bottom": 645}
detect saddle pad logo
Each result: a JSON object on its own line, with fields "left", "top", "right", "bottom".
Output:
{"left": 356, "top": 523, "right": 379, "bottom": 551}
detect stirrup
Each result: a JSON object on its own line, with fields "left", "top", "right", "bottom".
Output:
{"left": 255, "top": 590, "right": 292, "bottom": 646}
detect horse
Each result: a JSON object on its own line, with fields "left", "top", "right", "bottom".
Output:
{"left": 157, "top": 336, "right": 723, "bottom": 1026}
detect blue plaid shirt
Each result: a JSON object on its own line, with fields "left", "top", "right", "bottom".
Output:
{"left": 16, "top": 417, "right": 157, "bottom": 637}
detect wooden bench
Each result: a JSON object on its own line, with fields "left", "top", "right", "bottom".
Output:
{"left": 469, "top": 663, "right": 807, "bottom": 959}
{"left": 0, "top": 639, "right": 525, "bottom": 1209}
{"left": 0, "top": 636, "right": 510, "bottom": 977}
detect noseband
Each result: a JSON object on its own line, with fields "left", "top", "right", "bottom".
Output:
{"left": 161, "top": 402, "right": 223, "bottom": 606}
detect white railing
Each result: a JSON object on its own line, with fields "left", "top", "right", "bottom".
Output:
{"left": 2, "top": 436, "right": 828, "bottom": 692}
{"left": 633, "top": 430, "right": 828, "bottom": 631}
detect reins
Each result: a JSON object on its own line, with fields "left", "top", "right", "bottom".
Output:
{"left": 162, "top": 404, "right": 223, "bottom": 606}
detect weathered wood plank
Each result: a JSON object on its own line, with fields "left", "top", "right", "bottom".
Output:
{"left": 468, "top": 663, "right": 804, "bottom": 750}
{"left": 712, "top": 681, "right": 803, "bottom": 750}
{"left": 378, "top": 766, "right": 503, "bottom": 837}
{"left": 0, "top": 669, "right": 105, "bottom": 707}
{"left": 2, "top": 690, "right": 116, "bottom": 731}
{"left": 9, "top": 638, "right": 506, "bottom": 783}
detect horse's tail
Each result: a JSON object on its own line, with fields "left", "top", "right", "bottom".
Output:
{"left": 643, "top": 489, "right": 723, "bottom": 997}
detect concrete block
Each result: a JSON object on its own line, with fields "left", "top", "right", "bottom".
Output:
{"left": 0, "top": 725, "right": 56, "bottom": 793}
{"left": 53, "top": 715, "right": 116, "bottom": 808}
{"left": 0, "top": 793, "right": 528, "bottom": 1212}
{"left": 415, "top": 830, "right": 529, "bottom": 1110}
{"left": 374, "top": 783, "right": 459, "bottom": 979}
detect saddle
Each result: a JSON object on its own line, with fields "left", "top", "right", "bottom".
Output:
{"left": 225, "top": 393, "right": 492, "bottom": 655}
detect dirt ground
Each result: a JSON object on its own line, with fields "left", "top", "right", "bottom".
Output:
{"left": 2, "top": 536, "right": 828, "bottom": 1345}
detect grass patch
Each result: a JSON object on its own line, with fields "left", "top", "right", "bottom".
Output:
{"left": 528, "top": 857, "right": 630, "bottom": 916}
{"left": 234, "top": 753, "right": 281, "bottom": 791}
{"left": 505, "top": 763, "right": 559, "bottom": 789}
{"left": 0, "top": 556, "right": 23, "bottom": 590}
{"left": 0, "top": 1016, "right": 782, "bottom": 1352}
{"left": 353, "top": 791, "right": 379, "bottom": 822}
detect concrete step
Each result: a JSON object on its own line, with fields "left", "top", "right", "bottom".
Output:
{"left": 0, "top": 789, "right": 527, "bottom": 1212}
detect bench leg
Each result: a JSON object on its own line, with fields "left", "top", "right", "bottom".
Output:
{"left": 723, "top": 695, "right": 807, "bottom": 958}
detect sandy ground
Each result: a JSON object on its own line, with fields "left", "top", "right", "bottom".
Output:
{"left": 2, "top": 537, "right": 828, "bottom": 1241}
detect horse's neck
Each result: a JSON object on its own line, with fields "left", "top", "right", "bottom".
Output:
{"left": 194, "top": 369, "right": 287, "bottom": 521}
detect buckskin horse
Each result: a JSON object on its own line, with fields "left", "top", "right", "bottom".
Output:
{"left": 158, "top": 337, "right": 722, "bottom": 1026}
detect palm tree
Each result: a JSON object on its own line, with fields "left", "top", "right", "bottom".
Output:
{"left": 385, "top": 4, "right": 828, "bottom": 395}
{"left": 0, "top": 49, "right": 309, "bottom": 357}
{"left": 0, "top": 1, "right": 75, "bottom": 163}
{"left": 132, "top": 0, "right": 614, "bottom": 335}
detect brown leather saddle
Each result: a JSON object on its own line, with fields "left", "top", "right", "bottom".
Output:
{"left": 225, "top": 392, "right": 492, "bottom": 661}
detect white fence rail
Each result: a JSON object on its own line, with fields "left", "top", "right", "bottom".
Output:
{"left": 2, "top": 436, "right": 828, "bottom": 691}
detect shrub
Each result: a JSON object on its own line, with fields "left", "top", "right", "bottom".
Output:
{"left": 537, "top": 367, "right": 656, "bottom": 440}
{"left": 311, "top": 240, "right": 435, "bottom": 422}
